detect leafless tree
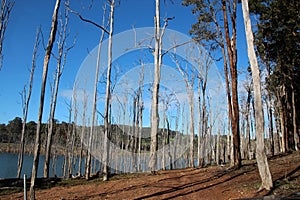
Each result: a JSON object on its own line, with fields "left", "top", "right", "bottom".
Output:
{"left": 29, "top": 0, "right": 60, "bottom": 199}
{"left": 78, "top": 87, "right": 88, "bottom": 176}
{"left": 149, "top": 0, "right": 174, "bottom": 173}
{"left": 17, "top": 28, "right": 40, "bottom": 179}
{"left": 102, "top": 0, "right": 115, "bottom": 181}
{"left": 85, "top": 3, "right": 107, "bottom": 180}
{"left": 171, "top": 51, "right": 195, "bottom": 168}
{"left": 44, "top": 3, "right": 74, "bottom": 178}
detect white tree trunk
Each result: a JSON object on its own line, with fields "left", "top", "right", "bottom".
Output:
{"left": 103, "top": 0, "right": 114, "bottom": 181}
{"left": 17, "top": 29, "right": 39, "bottom": 179}
{"left": 242, "top": 0, "right": 273, "bottom": 190}
{"left": 85, "top": 15, "right": 105, "bottom": 180}
{"left": 30, "top": 0, "right": 60, "bottom": 199}
{"left": 149, "top": 0, "right": 161, "bottom": 173}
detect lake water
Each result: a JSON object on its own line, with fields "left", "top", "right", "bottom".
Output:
{"left": 0, "top": 153, "right": 69, "bottom": 179}
{"left": 0, "top": 152, "right": 196, "bottom": 179}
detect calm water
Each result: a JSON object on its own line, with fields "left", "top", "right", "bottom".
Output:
{"left": 0, "top": 152, "right": 197, "bottom": 178}
{"left": 0, "top": 153, "right": 67, "bottom": 179}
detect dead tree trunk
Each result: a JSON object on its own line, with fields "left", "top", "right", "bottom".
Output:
{"left": 29, "top": 0, "right": 60, "bottom": 199}
{"left": 17, "top": 29, "right": 39, "bottom": 179}
{"left": 78, "top": 89, "right": 87, "bottom": 176}
{"left": 242, "top": 0, "right": 273, "bottom": 190}
{"left": 103, "top": 0, "right": 115, "bottom": 181}
{"left": 85, "top": 10, "right": 106, "bottom": 180}
{"left": 0, "top": 0, "right": 14, "bottom": 70}
{"left": 44, "top": 7, "right": 72, "bottom": 177}
{"left": 149, "top": 0, "right": 162, "bottom": 173}
{"left": 137, "top": 64, "right": 144, "bottom": 172}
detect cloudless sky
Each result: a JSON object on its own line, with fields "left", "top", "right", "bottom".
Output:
{"left": 0, "top": 0, "right": 248, "bottom": 125}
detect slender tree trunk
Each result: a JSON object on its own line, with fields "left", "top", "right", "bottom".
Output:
{"left": 242, "top": 0, "right": 273, "bottom": 190}
{"left": 17, "top": 29, "right": 39, "bottom": 179}
{"left": 103, "top": 0, "right": 114, "bottom": 181}
{"left": 197, "top": 79, "right": 201, "bottom": 167}
{"left": 44, "top": 8, "right": 71, "bottom": 177}
{"left": 222, "top": 0, "right": 240, "bottom": 168}
{"left": 212, "top": 5, "right": 232, "bottom": 165}
{"left": 30, "top": 0, "right": 60, "bottom": 199}
{"left": 216, "top": 128, "right": 220, "bottom": 165}
{"left": 44, "top": 39, "right": 63, "bottom": 178}
{"left": 149, "top": 0, "right": 161, "bottom": 173}
{"left": 78, "top": 90, "right": 87, "bottom": 176}
{"left": 291, "top": 87, "right": 299, "bottom": 151}
{"left": 137, "top": 67, "right": 144, "bottom": 172}
{"left": 85, "top": 16, "right": 105, "bottom": 180}
{"left": 188, "top": 89, "right": 195, "bottom": 168}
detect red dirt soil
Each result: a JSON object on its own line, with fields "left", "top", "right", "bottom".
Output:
{"left": 1, "top": 152, "right": 300, "bottom": 200}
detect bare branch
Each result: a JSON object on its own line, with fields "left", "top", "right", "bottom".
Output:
{"left": 66, "top": 6, "right": 109, "bottom": 34}
{"left": 0, "top": 0, "right": 14, "bottom": 70}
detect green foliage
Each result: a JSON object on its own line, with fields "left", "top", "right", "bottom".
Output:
{"left": 182, "top": 0, "right": 220, "bottom": 49}
{"left": 251, "top": 0, "right": 299, "bottom": 150}
{"left": 252, "top": 0, "right": 300, "bottom": 88}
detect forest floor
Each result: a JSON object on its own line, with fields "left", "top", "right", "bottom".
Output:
{"left": 1, "top": 151, "right": 299, "bottom": 200}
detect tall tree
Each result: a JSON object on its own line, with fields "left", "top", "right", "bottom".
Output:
{"left": 103, "top": 0, "right": 115, "bottom": 181}
{"left": 44, "top": 3, "right": 73, "bottom": 178}
{"left": 29, "top": 0, "right": 60, "bottom": 199}
{"left": 183, "top": 0, "right": 241, "bottom": 167}
{"left": 17, "top": 28, "right": 39, "bottom": 179}
{"left": 149, "top": 0, "right": 162, "bottom": 173}
{"left": 221, "top": 0, "right": 240, "bottom": 167}
{"left": 242, "top": 0, "right": 273, "bottom": 190}
{"left": 85, "top": 3, "right": 107, "bottom": 180}
{"left": 251, "top": 0, "right": 300, "bottom": 152}
{"left": 0, "top": 0, "right": 14, "bottom": 70}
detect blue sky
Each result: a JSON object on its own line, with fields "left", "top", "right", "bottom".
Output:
{"left": 0, "top": 0, "right": 249, "bottom": 125}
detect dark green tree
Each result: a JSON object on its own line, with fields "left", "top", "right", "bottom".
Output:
{"left": 6, "top": 117, "right": 22, "bottom": 142}
{"left": 250, "top": 0, "right": 300, "bottom": 151}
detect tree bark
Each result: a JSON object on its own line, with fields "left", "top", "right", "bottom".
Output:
{"left": 17, "top": 29, "right": 38, "bottom": 179}
{"left": 103, "top": 0, "right": 114, "bottom": 181}
{"left": 242, "top": 0, "right": 273, "bottom": 190}
{"left": 292, "top": 87, "right": 299, "bottom": 151}
{"left": 221, "top": 0, "right": 241, "bottom": 168}
{"left": 30, "top": 0, "right": 60, "bottom": 199}
{"left": 149, "top": 0, "right": 161, "bottom": 173}
{"left": 85, "top": 13, "right": 106, "bottom": 180}
{"left": 44, "top": 9, "right": 70, "bottom": 177}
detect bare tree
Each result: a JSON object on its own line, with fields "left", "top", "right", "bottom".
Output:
{"left": 149, "top": 0, "right": 162, "bottom": 173}
{"left": 0, "top": 0, "right": 14, "bottom": 70}
{"left": 44, "top": 3, "right": 74, "bottom": 178}
{"left": 149, "top": 0, "right": 173, "bottom": 173}
{"left": 78, "top": 87, "right": 88, "bottom": 176}
{"left": 137, "top": 63, "right": 144, "bottom": 172}
{"left": 85, "top": 4, "right": 107, "bottom": 180}
{"left": 171, "top": 52, "right": 195, "bottom": 168}
{"left": 102, "top": 0, "right": 115, "bottom": 181}
{"left": 29, "top": 0, "right": 60, "bottom": 199}
{"left": 17, "top": 28, "right": 40, "bottom": 179}
{"left": 241, "top": 0, "right": 273, "bottom": 190}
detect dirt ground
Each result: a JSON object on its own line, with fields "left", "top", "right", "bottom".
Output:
{"left": 1, "top": 152, "right": 299, "bottom": 200}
